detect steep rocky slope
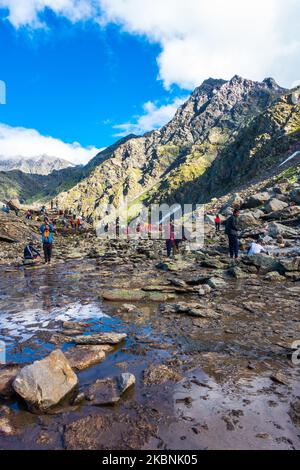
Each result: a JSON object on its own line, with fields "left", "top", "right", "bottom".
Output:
{"left": 56, "top": 76, "right": 285, "bottom": 218}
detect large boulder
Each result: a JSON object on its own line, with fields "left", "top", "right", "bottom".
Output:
{"left": 13, "top": 350, "right": 78, "bottom": 412}
{"left": 267, "top": 222, "right": 299, "bottom": 239}
{"left": 242, "top": 192, "right": 270, "bottom": 209}
{"left": 246, "top": 254, "right": 283, "bottom": 273}
{"left": 279, "top": 257, "right": 300, "bottom": 272}
{"left": 264, "top": 198, "right": 288, "bottom": 213}
{"left": 290, "top": 188, "right": 300, "bottom": 204}
{"left": 220, "top": 193, "right": 243, "bottom": 213}
{"left": 238, "top": 212, "right": 260, "bottom": 230}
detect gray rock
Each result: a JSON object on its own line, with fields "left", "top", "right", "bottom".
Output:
{"left": 207, "top": 277, "right": 228, "bottom": 289}
{"left": 85, "top": 373, "right": 135, "bottom": 406}
{"left": 264, "top": 198, "right": 288, "bottom": 213}
{"left": 0, "top": 365, "right": 20, "bottom": 399}
{"left": 279, "top": 257, "right": 300, "bottom": 272}
{"left": 243, "top": 192, "right": 270, "bottom": 209}
{"left": 64, "top": 345, "right": 113, "bottom": 371}
{"left": 267, "top": 222, "right": 299, "bottom": 239}
{"left": 71, "top": 333, "right": 127, "bottom": 345}
{"left": 13, "top": 350, "right": 78, "bottom": 412}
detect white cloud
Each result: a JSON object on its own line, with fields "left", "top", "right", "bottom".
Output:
{"left": 113, "top": 97, "right": 187, "bottom": 137}
{"left": 99, "top": 0, "right": 300, "bottom": 89}
{"left": 0, "top": 1, "right": 299, "bottom": 89}
{"left": 0, "top": 122, "right": 99, "bottom": 164}
{"left": 0, "top": 0, "right": 96, "bottom": 28}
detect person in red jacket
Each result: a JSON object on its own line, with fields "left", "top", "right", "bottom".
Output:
{"left": 215, "top": 214, "right": 221, "bottom": 232}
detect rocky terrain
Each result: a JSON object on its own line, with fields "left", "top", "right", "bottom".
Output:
{"left": 56, "top": 76, "right": 289, "bottom": 220}
{"left": 0, "top": 159, "right": 300, "bottom": 449}
{"left": 0, "top": 155, "right": 75, "bottom": 175}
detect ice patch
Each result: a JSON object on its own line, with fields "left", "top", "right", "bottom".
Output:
{"left": 0, "top": 302, "right": 109, "bottom": 343}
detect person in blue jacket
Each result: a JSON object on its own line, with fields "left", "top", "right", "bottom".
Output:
{"left": 40, "top": 218, "right": 53, "bottom": 264}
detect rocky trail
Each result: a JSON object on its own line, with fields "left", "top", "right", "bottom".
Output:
{"left": 0, "top": 169, "right": 300, "bottom": 449}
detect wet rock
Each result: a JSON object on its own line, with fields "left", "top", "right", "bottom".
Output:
{"left": 13, "top": 350, "right": 78, "bottom": 412}
{"left": 0, "top": 365, "right": 20, "bottom": 399}
{"left": 85, "top": 373, "right": 135, "bottom": 405}
{"left": 207, "top": 277, "right": 228, "bottom": 289}
{"left": 143, "top": 364, "right": 182, "bottom": 385}
{"left": 62, "top": 321, "right": 89, "bottom": 329}
{"left": 64, "top": 345, "right": 113, "bottom": 371}
{"left": 264, "top": 198, "right": 288, "bottom": 213}
{"left": 71, "top": 332, "right": 127, "bottom": 345}
{"left": 102, "top": 289, "right": 145, "bottom": 302}
{"left": 0, "top": 406, "right": 17, "bottom": 436}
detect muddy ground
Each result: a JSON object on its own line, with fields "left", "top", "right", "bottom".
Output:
{"left": 0, "top": 243, "right": 300, "bottom": 451}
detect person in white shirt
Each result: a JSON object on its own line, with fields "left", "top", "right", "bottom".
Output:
{"left": 247, "top": 239, "right": 267, "bottom": 255}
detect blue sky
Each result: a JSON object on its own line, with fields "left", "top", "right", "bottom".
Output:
{"left": 0, "top": 1, "right": 299, "bottom": 164}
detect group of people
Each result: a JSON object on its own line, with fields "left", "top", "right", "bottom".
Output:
{"left": 164, "top": 208, "right": 269, "bottom": 260}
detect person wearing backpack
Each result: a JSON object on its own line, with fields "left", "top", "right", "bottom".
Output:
{"left": 40, "top": 219, "right": 53, "bottom": 264}
{"left": 225, "top": 209, "right": 240, "bottom": 259}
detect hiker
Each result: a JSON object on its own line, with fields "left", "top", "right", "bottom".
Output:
{"left": 225, "top": 208, "right": 240, "bottom": 259}
{"left": 165, "top": 221, "right": 175, "bottom": 257}
{"left": 50, "top": 200, "right": 54, "bottom": 210}
{"left": 55, "top": 199, "right": 59, "bottom": 211}
{"left": 76, "top": 216, "right": 81, "bottom": 232}
{"left": 1, "top": 204, "right": 9, "bottom": 214}
{"left": 247, "top": 238, "right": 267, "bottom": 255}
{"left": 70, "top": 216, "right": 75, "bottom": 232}
{"left": 40, "top": 219, "right": 53, "bottom": 264}
{"left": 23, "top": 241, "right": 40, "bottom": 262}
{"left": 215, "top": 214, "right": 221, "bottom": 232}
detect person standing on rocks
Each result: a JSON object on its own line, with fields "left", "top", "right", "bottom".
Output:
{"left": 40, "top": 218, "right": 53, "bottom": 264}
{"left": 215, "top": 214, "right": 221, "bottom": 232}
{"left": 225, "top": 208, "right": 240, "bottom": 259}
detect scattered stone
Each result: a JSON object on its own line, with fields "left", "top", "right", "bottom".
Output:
{"left": 264, "top": 272, "right": 286, "bottom": 282}
{"left": 13, "top": 350, "right": 78, "bottom": 412}
{"left": 198, "top": 284, "right": 212, "bottom": 296}
{"left": 207, "top": 277, "right": 228, "bottom": 289}
{"left": 85, "top": 373, "right": 135, "bottom": 405}
{"left": 0, "top": 365, "right": 20, "bottom": 399}
{"left": 270, "top": 372, "right": 289, "bottom": 385}
{"left": 143, "top": 364, "right": 182, "bottom": 385}
{"left": 65, "top": 345, "right": 113, "bottom": 371}
{"left": 264, "top": 198, "right": 288, "bottom": 213}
